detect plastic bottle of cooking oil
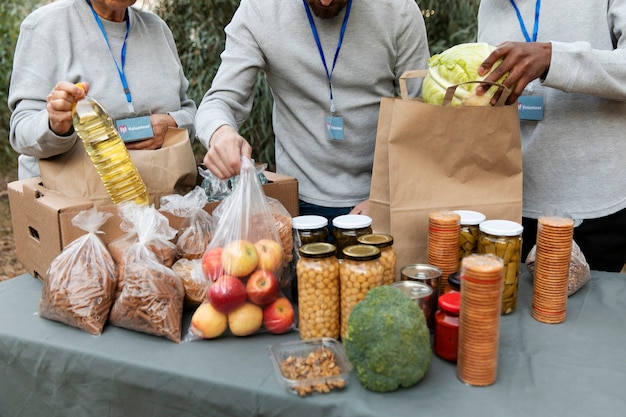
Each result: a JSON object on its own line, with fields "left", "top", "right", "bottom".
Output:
{"left": 72, "top": 84, "right": 149, "bottom": 205}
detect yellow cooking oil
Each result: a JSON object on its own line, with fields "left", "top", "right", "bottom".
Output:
{"left": 72, "top": 84, "right": 149, "bottom": 205}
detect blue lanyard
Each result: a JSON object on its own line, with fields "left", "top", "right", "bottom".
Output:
{"left": 87, "top": 0, "right": 134, "bottom": 113}
{"left": 509, "top": 0, "right": 541, "bottom": 42}
{"left": 303, "top": 0, "right": 352, "bottom": 114}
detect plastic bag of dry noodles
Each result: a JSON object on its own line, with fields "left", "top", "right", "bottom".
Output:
{"left": 109, "top": 203, "right": 185, "bottom": 342}
{"left": 39, "top": 208, "right": 117, "bottom": 335}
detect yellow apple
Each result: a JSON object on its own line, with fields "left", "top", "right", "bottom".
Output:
{"left": 228, "top": 302, "right": 263, "bottom": 336}
{"left": 222, "top": 240, "right": 258, "bottom": 277}
{"left": 189, "top": 302, "right": 228, "bottom": 339}
{"left": 254, "top": 238, "right": 284, "bottom": 272}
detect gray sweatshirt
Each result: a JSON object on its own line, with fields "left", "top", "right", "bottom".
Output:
{"left": 8, "top": 0, "right": 196, "bottom": 179}
{"left": 195, "top": 0, "right": 430, "bottom": 208}
{"left": 478, "top": 0, "right": 626, "bottom": 220}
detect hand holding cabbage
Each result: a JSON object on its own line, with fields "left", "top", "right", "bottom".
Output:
{"left": 422, "top": 42, "right": 509, "bottom": 106}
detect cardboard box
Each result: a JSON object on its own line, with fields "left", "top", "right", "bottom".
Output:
{"left": 8, "top": 172, "right": 298, "bottom": 280}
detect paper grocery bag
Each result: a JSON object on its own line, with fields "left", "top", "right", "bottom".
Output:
{"left": 369, "top": 70, "right": 523, "bottom": 275}
{"left": 39, "top": 128, "right": 198, "bottom": 207}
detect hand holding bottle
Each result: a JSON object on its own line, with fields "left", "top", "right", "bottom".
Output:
{"left": 46, "top": 81, "right": 89, "bottom": 136}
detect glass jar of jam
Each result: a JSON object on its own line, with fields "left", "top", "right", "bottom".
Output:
{"left": 296, "top": 243, "right": 340, "bottom": 340}
{"left": 339, "top": 244, "right": 383, "bottom": 339}
{"left": 357, "top": 233, "right": 397, "bottom": 285}
{"left": 478, "top": 219, "right": 524, "bottom": 315}
{"left": 434, "top": 291, "right": 461, "bottom": 362}
{"left": 332, "top": 215, "right": 373, "bottom": 259}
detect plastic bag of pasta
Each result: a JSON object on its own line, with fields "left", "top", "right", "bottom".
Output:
{"left": 186, "top": 157, "right": 295, "bottom": 340}
{"left": 38, "top": 208, "right": 117, "bottom": 335}
{"left": 160, "top": 186, "right": 214, "bottom": 260}
{"left": 109, "top": 203, "right": 185, "bottom": 342}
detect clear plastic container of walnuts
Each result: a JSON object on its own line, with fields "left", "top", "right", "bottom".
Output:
{"left": 296, "top": 243, "right": 340, "bottom": 340}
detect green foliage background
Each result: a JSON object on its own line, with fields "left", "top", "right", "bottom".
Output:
{"left": 1, "top": 0, "right": 479, "bottom": 174}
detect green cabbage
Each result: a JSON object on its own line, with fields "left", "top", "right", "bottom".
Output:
{"left": 422, "top": 42, "right": 506, "bottom": 106}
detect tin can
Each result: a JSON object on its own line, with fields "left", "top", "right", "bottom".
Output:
{"left": 400, "top": 264, "right": 442, "bottom": 331}
{"left": 391, "top": 281, "right": 433, "bottom": 330}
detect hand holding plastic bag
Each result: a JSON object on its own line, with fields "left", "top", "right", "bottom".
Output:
{"left": 187, "top": 157, "right": 295, "bottom": 340}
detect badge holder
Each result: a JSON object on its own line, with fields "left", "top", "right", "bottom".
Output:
{"left": 116, "top": 112, "right": 154, "bottom": 142}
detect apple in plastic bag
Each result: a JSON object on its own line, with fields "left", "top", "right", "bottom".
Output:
{"left": 190, "top": 302, "right": 228, "bottom": 339}
{"left": 201, "top": 246, "right": 224, "bottom": 281}
{"left": 222, "top": 240, "right": 258, "bottom": 277}
{"left": 254, "top": 238, "right": 284, "bottom": 272}
{"left": 207, "top": 274, "right": 247, "bottom": 314}
{"left": 263, "top": 296, "right": 295, "bottom": 334}
{"left": 246, "top": 269, "right": 280, "bottom": 306}
{"left": 228, "top": 302, "right": 263, "bottom": 336}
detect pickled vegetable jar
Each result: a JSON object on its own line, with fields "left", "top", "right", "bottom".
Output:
{"left": 434, "top": 291, "right": 460, "bottom": 362}
{"left": 357, "top": 233, "right": 397, "bottom": 285}
{"left": 454, "top": 210, "right": 486, "bottom": 268}
{"left": 332, "top": 215, "right": 372, "bottom": 259}
{"left": 477, "top": 220, "right": 523, "bottom": 315}
{"left": 339, "top": 244, "right": 383, "bottom": 339}
{"left": 296, "top": 243, "right": 340, "bottom": 340}
{"left": 292, "top": 215, "right": 329, "bottom": 247}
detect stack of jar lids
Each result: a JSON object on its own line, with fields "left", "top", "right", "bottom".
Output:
{"left": 457, "top": 254, "right": 504, "bottom": 387}
{"left": 427, "top": 210, "right": 461, "bottom": 294}
{"left": 531, "top": 216, "right": 574, "bottom": 324}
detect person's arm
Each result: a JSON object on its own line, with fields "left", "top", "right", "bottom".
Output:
{"left": 195, "top": 0, "right": 263, "bottom": 178}
{"left": 8, "top": 22, "right": 79, "bottom": 160}
{"left": 478, "top": 4, "right": 626, "bottom": 105}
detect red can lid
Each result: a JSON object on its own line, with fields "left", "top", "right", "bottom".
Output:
{"left": 438, "top": 292, "right": 460, "bottom": 314}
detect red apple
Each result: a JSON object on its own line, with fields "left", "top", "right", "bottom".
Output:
{"left": 202, "top": 246, "right": 224, "bottom": 281}
{"left": 207, "top": 274, "right": 247, "bottom": 314}
{"left": 254, "top": 238, "right": 284, "bottom": 272}
{"left": 246, "top": 269, "right": 280, "bottom": 306}
{"left": 263, "top": 297, "right": 295, "bottom": 334}
{"left": 228, "top": 302, "right": 263, "bottom": 336}
{"left": 222, "top": 240, "right": 258, "bottom": 277}
{"left": 189, "top": 302, "right": 228, "bottom": 339}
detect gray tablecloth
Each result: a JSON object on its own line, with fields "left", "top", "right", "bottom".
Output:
{"left": 1, "top": 269, "right": 625, "bottom": 417}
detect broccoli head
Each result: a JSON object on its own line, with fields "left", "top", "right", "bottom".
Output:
{"left": 343, "top": 285, "right": 431, "bottom": 393}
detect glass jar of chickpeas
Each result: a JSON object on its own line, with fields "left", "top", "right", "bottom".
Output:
{"left": 296, "top": 243, "right": 340, "bottom": 340}
{"left": 477, "top": 219, "right": 524, "bottom": 315}
{"left": 357, "top": 233, "right": 397, "bottom": 285}
{"left": 339, "top": 244, "right": 384, "bottom": 339}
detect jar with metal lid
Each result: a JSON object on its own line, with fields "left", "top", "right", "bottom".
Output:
{"left": 339, "top": 244, "right": 384, "bottom": 339}
{"left": 434, "top": 291, "right": 460, "bottom": 362}
{"left": 444, "top": 271, "right": 461, "bottom": 294}
{"left": 296, "top": 243, "right": 340, "bottom": 340}
{"left": 454, "top": 210, "right": 486, "bottom": 268}
{"left": 332, "top": 215, "right": 373, "bottom": 259}
{"left": 357, "top": 233, "right": 397, "bottom": 285}
{"left": 477, "top": 219, "right": 523, "bottom": 315}
{"left": 292, "top": 215, "right": 329, "bottom": 247}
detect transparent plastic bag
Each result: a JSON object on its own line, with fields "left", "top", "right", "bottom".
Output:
{"left": 38, "top": 208, "right": 117, "bottom": 335}
{"left": 160, "top": 186, "right": 214, "bottom": 260}
{"left": 171, "top": 258, "right": 207, "bottom": 308}
{"left": 199, "top": 163, "right": 268, "bottom": 202}
{"left": 187, "top": 157, "right": 295, "bottom": 340}
{"left": 526, "top": 239, "right": 591, "bottom": 296}
{"left": 109, "top": 203, "right": 185, "bottom": 342}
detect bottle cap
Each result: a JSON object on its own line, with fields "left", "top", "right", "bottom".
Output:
{"left": 292, "top": 215, "right": 328, "bottom": 230}
{"left": 357, "top": 233, "right": 393, "bottom": 248}
{"left": 298, "top": 242, "right": 336, "bottom": 258}
{"left": 332, "top": 214, "right": 372, "bottom": 229}
{"left": 453, "top": 210, "right": 486, "bottom": 226}
{"left": 438, "top": 292, "right": 461, "bottom": 314}
{"left": 479, "top": 219, "right": 523, "bottom": 236}
{"left": 342, "top": 244, "right": 380, "bottom": 261}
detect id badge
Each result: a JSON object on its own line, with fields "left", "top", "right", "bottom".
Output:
{"left": 116, "top": 115, "right": 154, "bottom": 142}
{"left": 518, "top": 95, "right": 544, "bottom": 121}
{"left": 325, "top": 115, "right": 344, "bottom": 141}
